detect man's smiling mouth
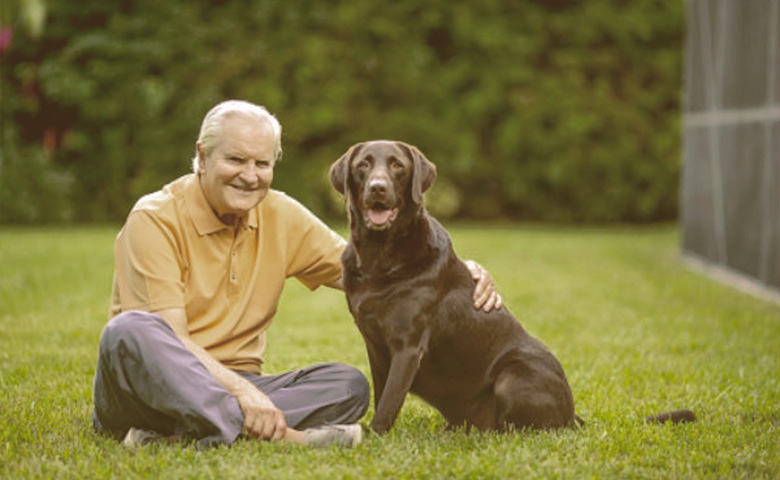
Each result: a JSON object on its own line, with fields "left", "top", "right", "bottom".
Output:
{"left": 230, "top": 185, "right": 260, "bottom": 193}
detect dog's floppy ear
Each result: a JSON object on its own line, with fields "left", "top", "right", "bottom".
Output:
{"left": 329, "top": 142, "right": 364, "bottom": 196}
{"left": 399, "top": 142, "right": 437, "bottom": 205}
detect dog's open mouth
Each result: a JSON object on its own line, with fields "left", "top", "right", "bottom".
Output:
{"left": 365, "top": 205, "right": 399, "bottom": 230}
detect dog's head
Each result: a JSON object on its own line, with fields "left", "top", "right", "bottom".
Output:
{"left": 330, "top": 140, "right": 437, "bottom": 232}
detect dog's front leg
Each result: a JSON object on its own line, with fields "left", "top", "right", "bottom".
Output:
{"left": 371, "top": 347, "right": 424, "bottom": 434}
{"left": 365, "top": 342, "right": 389, "bottom": 411}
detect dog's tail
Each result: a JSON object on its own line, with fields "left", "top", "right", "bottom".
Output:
{"left": 572, "top": 409, "right": 696, "bottom": 428}
{"left": 645, "top": 409, "right": 697, "bottom": 424}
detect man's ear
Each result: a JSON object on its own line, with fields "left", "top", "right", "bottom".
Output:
{"left": 398, "top": 142, "right": 436, "bottom": 205}
{"left": 196, "top": 142, "right": 207, "bottom": 172}
{"left": 329, "top": 142, "right": 364, "bottom": 196}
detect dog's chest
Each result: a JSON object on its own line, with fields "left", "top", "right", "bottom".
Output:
{"left": 346, "top": 275, "right": 436, "bottom": 341}
{"left": 348, "top": 280, "right": 421, "bottom": 320}
{"left": 342, "top": 229, "right": 447, "bottom": 345}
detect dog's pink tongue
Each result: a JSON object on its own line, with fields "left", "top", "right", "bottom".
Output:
{"left": 368, "top": 208, "right": 393, "bottom": 225}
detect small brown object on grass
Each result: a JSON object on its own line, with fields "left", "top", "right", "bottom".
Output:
{"left": 645, "top": 409, "right": 697, "bottom": 424}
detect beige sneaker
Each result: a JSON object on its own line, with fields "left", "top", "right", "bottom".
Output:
{"left": 122, "top": 428, "right": 181, "bottom": 447}
{"left": 122, "top": 428, "right": 162, "bottom": 447}
{"left": 302, "top": 424, "right": 362, "bottom": 448}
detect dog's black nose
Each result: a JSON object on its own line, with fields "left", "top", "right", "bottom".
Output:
{"left": 369, "top": 180, "right": 387, "bottom": 196}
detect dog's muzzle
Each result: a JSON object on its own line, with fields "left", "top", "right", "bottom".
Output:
{"left": 362, "top": 179, "right": 398, "bottom": 230}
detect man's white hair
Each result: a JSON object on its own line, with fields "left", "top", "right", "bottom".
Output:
{"left": 191, "top": 100, "right": 283, "bottom": 173}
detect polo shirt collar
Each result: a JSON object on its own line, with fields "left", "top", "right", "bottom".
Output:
{"left": 186, "top": 174, "right": 259, "bottom": 235}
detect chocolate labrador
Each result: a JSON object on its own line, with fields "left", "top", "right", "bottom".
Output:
{"left": 329, "top": 140, "right": 582, "bottom": 434}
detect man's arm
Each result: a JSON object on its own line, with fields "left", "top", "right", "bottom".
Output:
{"left": 155, "top": 308, "right": 297, "bottom": 442}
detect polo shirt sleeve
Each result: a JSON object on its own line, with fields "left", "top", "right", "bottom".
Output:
{"left": 113, "top": 209, "right": 186, "bottom": 313}
{"left": 282, "top": 197, "right": 346, "bottom": 291}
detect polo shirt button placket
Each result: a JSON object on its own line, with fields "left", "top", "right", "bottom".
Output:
{"left": 231, "top": 249, "right": 238, "bottom": 283}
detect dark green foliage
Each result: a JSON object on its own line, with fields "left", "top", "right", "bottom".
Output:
{"left": 0, "top": 0, "right": 684, "bottom": 223}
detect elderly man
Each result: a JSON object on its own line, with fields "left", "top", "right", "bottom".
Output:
{"left": 92, "top": 100, "right": 501, "bottom": 448}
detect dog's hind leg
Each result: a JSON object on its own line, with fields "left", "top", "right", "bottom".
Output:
{"left": 493, "top": 361, "right": 576, "bottom": 431}
{"left": 464, "top": 394, "right": 501, "bottom": 432}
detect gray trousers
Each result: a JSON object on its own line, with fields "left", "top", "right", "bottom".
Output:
{"left": 92, "top": 311, "right": 370, "bottom": 447}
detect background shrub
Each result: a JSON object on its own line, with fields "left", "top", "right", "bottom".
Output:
{"left": 0, "top": 0, "right": 684, "bottom": 223}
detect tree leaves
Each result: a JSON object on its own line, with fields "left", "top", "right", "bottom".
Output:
{"left": 0, "top": 0, "right": 684, "bottom": 223}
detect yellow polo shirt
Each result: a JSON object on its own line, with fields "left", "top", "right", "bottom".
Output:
{"left": 109, "top": 173, "right": 346, "bottom": 373}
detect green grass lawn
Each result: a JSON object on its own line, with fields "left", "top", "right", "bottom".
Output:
{"left": 1, "top": 225, "right": 778, "bottom": 479}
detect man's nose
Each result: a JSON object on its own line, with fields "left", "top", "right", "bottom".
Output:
{"left": 240, "top": 162, "right": 260, "bottom": 181}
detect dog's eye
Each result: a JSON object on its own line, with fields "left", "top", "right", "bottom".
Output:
{"left": 389, "top": 158, "right": 404, "bottom": 171}
{"left": 356, "top": 159, "right": 370, "bottom": 170}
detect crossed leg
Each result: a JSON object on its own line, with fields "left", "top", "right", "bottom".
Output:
{"left": 92, "top": 311, "right": 369, "bottom": 447}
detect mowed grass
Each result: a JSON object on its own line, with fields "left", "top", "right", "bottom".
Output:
{"left": 1, "top": 225, "right": 778, "bottom": 479}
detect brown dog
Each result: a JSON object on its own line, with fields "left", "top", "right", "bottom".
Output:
{"left": 329, "top": 140, "right": 582, "bottom": 434}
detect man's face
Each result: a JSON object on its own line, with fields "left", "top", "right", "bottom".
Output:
{"left": 197, "top": 115, "right": 277, "bottom": 225}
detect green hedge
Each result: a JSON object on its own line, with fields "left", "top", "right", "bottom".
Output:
{"left": 0, "top": 0, "right": 684, "bottom": 223}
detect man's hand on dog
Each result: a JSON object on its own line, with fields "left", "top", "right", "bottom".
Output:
{"left": 465, "top": 260, "right": 503, "bottom": 312}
